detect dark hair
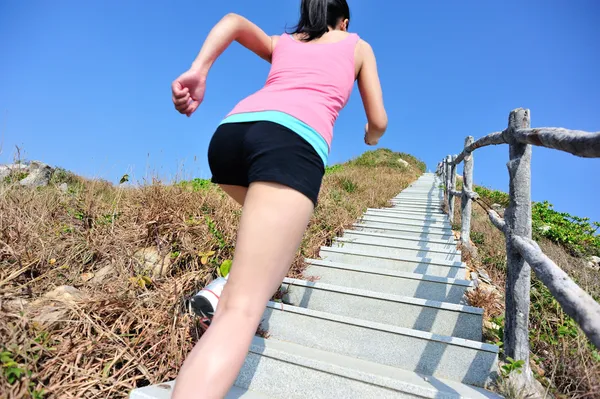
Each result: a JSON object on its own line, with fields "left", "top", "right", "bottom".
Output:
{"left": 291, "top": 0, "right": 351, "bottom": 41}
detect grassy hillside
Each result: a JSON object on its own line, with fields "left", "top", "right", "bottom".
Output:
{"left": 0, "top": 149, "right": 425, "bottom": 398}
{"left": 462, "top": 186, "right": 600, "bottom": 398}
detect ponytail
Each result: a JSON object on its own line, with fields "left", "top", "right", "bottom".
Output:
{"left": 291, "top": 0, "right": 351, "bottom": 42}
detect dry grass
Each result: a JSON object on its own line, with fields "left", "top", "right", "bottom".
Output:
{"left": 0, "top": 149, "right": 423, "bottom": 398}
{"left": 452, "top": 194, "right": 600, "bottom": 398}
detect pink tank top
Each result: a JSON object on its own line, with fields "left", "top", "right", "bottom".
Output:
{"left": 226, "top": 33, "right": 360, "bottom": 148}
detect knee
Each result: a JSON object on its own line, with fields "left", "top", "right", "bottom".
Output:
{"left": 214, "top": 295, "right": 265, "bottom": 325}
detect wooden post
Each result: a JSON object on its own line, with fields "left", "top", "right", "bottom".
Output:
{"left": 461, "top": 137, "right": 475, "bottom": 247}
{"left": 444, "top": 155, "right": 451, "bottom": 209}
{"left": 504, "top": 108, "right": 533, "bottom": 378}
{"left": 448, "top": 155, "right": 457, "bottom": 223}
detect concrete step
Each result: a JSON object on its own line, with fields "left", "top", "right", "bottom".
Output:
{"left": 304, "top": 259, "right": 472, "bottom": 303}
{"left": 281, "top": 278, "right": 483, "bottom": 340}
{"left": 261, "top": 303, "right": 499, "bottom": 387}
{"left": 319, "top": 247, "right": 467, "bottom": 279}
{"left": 391, "top": 199, "right": 443, "bottom": 207}
{"left": 130, "top": 383, "right": 269, "bottom": 399}
{"left": 390, "top": 200, "right": 442, "bottom": 211}
{"left": 360, "top": 215, "right": 451, "bottom": 230}
{"left": 130, "top": 337, "right": 501, "bottom": 398}
{"left": 370, "top": 207, "right": 445, "bottom": 216}
{"left": 238, "top": 337, "right": 502, "bottom": 399}
{"left": 354, "top": 222, "right": 455, "bottom": 241}
{"left": 366, "top": 209, "right": 449, "bottom": 223}
{"left": 393, "top": 196, "right": 443, "bottom": 202}
{"left": 343, "top": 229, "right": 457, "bottom": 250}
{"left": 331, "top": 239, "right": 461, "bottom": 264}
{"left": 339, "top": 231, "right": 460, "bottom": 257}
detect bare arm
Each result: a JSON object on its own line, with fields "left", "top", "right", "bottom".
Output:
{"left": 191, "top": 13, "right": 276, "bottom": 75}
{"left": 172, "top": 13, "right": 276, "bottom": 116}
{"left": 356, "top": 40, "right": 388, "bottom": 145}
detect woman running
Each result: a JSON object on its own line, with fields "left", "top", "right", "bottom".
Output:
{"left": 170, "top": 0, "right": 387, "bottom": 397}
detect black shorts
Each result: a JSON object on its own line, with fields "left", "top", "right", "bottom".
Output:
{"left": 207, "top": 121, "right": 325, "bottom": 206}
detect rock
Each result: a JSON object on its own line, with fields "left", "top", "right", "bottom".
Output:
{"left": 477, "top": 269, "right": 492, "bottom": 284}
{"left": 33, "top": 306, "right": 69, "bottom": 329}
{"left": 470, "top": 272, "right": 480, "bottom": 287}
{"left": 0, "top": 163, "right": 28, "bottom": 181}
{"left": 81, "top": 272, "right": 95, "bottom": 282}
{"left": 44, "top": 286, "right": 85, "bottom": 303}
{"left": 58, "top": 182, "right": 68, "bottom": 193}
{"left": 397, "top": 158, "right": 410, "bottom": 168}
{"left": 133, "top": 247, "right": 172, "bottom": 278}
{"left": 89, "top": 264, "right": 117, "bottom": 285}
{"left": 590, "top": 256, "right": 600, "bottom": 265}
{"left": 586, "top": 261, "right": 599, "bottom": 271}
{"left": 19, "top": 161, "right": 54, "bottom": 188}
{"left": 2, "top": 298, "right": 29, "bottom": 312}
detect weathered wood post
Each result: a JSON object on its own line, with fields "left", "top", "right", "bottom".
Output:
{"left": 504, "top": 108, "right": 533, "bottom": 380}
{"left": 444, "top": 155, "right": 451, "bottom": 209}
{"left": 461, "top": 136, "right": 475, "bottom": 247}
{"left": 448, "top": 155, "right": 457, "bottom": 223}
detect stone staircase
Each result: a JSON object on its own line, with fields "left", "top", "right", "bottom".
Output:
{"left": 131, "top": 173, "right": 501, "bottom": 399}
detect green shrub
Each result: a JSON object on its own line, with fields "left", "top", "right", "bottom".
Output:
{"left": 474, "top": 186, "right": 510, "bottom": 207}
{"left": 325, "top": 164, "right": 343, "bottom": 175}
{"left": 532, "top": 201, "right": 600, "bottom": 257}
{"left": 178, "top": 178, "right": 212, "bottom": 192}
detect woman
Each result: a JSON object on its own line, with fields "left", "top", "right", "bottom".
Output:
{"left": 170, "top": 0, "right": 387, "bottom": 397}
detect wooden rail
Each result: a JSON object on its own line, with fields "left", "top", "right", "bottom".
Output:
{"left": 436, "top": 108, "right": 600, "bottom": 385}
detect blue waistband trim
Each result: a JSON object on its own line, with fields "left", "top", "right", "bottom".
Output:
{"left": 220, "top": 111, "right": 329, "bottom": 166}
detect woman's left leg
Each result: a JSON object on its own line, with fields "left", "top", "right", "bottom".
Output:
{"left": 172, "top": 181, "right": 314, "bottom": 399}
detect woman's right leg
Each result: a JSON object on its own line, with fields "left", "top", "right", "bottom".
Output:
{"left": 219, "top": 184, "right": 247, "bottom": 206}
{"left": 172, "top": 181, "right": 314, "bottom": 399}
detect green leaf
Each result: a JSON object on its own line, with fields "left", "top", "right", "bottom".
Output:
{"left": 220, "top": 260, "right": 232, "bottom": 277}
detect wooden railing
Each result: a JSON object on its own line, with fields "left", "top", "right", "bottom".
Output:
{"left": 436, "top": 108, "right": 600, "bottom": 383}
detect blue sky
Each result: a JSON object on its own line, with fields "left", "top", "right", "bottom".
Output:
{"left": 1, "top": 0, "right": 599, "bottom": 222}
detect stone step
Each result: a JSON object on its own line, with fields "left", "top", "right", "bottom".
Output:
{"left": 343, "top": 229, "right": 457, "bottom": 250}
{"left": 304, "top": 259, "right": 471, "bottom": 303}
{"left": 370, "top": 207, "right": 445, "bottom": 216}
{"left": 340, "top": 230, "right": 460, "bottom": 256}
{"left": 360, "top": 215, "right": 451, "bottom": 230}
{"left": 261, "top": 303, "right": 499, "bottom": 387}
{"left": 391, "top": 199, "right": 444, "bottom": 207}
{"left": 319, "top": 247, "right": 466, "bottom": 279}
{"left": 237, "top": 337, "right": 501, "bottom": 399}
{"left": 354, "top": 222, "right": 455, "bottom": 241}
{"left": 389, "top": 201, "right": 444, "bottom": 209}
{"left": 331, "top": 239, "right": 461, "bottom": 263}
{"left": 366, "top": 209, "right": 449, "bottom": 223}
{"left": 130, "top": 383, "right": 269, "bottom": 399}
{"left": 281, "top": 278, "right": 483, "bottom": 340}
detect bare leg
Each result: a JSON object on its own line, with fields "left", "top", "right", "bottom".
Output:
{"left": 219, "top": 184, "right": 247, "bottom": 206}
{"left": 172, "top": 182, "right": 314, "bottom": 399}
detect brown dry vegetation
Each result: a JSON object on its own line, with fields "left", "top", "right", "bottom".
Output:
{"left": 0, "top": 149, "right": 424, "bottom": 398}
{"left": 454, "top": 192, "right": 600, "bottom": 398}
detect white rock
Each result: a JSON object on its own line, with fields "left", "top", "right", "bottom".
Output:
{"left": 134, "top": 247, "right": 172, "bottom": 278}
{"left": 397, "top": 158, "right": 409, "bottom": 168}
{"left": 2, "top": 298, "right": 29, "bottom": 312}
{"left": 58, "top": 182, "right": 68, "bottom": 193}
{"left": 590, "top": 256, "right": 600, "bottom": 265}
{"left": 89, "top": 264, "right": 117, "bottom": 284}
{"left": 20, "top": 161, "right": 54, "bottom": 188}
{"left": 44, "top": 286, "right": 85, "bottom": 302}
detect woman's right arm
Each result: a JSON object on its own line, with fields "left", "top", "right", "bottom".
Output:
{"left": 356, "top": 40, "right": 388, "bottom": 145}
{"left": 172, "top": 13, "right": 277, "bottom": 116}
